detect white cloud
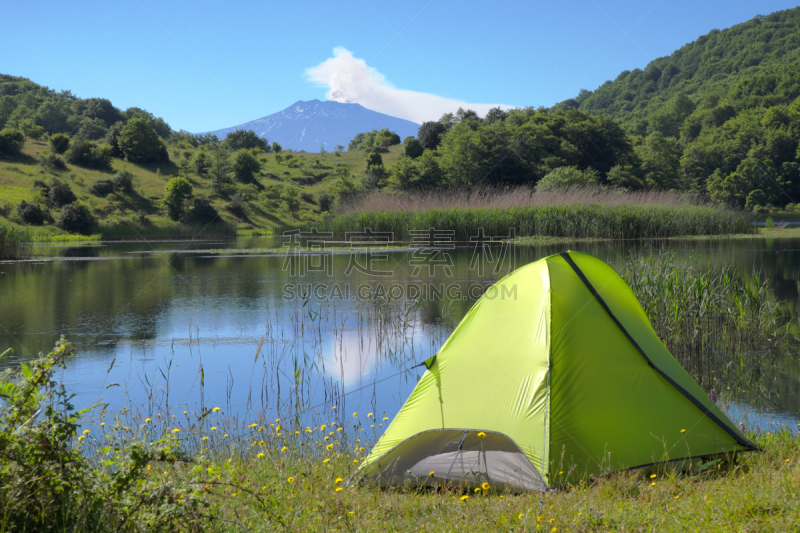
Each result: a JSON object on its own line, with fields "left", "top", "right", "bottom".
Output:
{"left": 306, "top": 47, "right": 512, "bottom": 124}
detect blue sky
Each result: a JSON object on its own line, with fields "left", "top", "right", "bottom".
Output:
{"left": 2, "top": 1, "right": 798, "bottom": 132}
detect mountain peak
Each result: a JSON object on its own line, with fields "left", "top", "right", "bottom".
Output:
{"left": 205, "top": 100, "right": 419, "bottom": 152}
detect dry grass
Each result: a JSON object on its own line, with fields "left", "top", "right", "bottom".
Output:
{"left": 339, "top": 186, "right": 710, "bottom": 214}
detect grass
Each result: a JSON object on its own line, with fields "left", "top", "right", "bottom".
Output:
{"left": 324, "top": 188, "right": 753, "bottom": 241}
{"left": 0, "top": 221, "right": 30, "bottom": 260}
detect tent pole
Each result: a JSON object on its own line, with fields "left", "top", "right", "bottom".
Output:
{"left": 444, "top": 430, "right": 468, "bottom": 487}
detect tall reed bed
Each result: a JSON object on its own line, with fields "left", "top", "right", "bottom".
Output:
{"left": 0, "top": 222, "right": 30, "bottom": 260}
{"left": 326, "top": 188, "right": 753, "bottom": 240}
{"left": 624, "top": 253, "right": 793, "bottom": 393}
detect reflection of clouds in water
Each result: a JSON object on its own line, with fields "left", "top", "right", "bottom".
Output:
{"left": 330, "top": 329, "right": 377, "bottom": 388}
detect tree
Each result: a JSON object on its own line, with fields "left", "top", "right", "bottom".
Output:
{"left": 417, "top": 121, "right": 448, "bottom": 150}
{"left": 637, "top": 132, "right": 683, "bottom": 189}
{"left": 333, "top": 145, "right": 344, "bottom": 156}
{"left": 208, "top": 148, "right": 231, "bottom": 193}
{"left": 222, "top": 129, "right": 268, "bottom": 151}
{"left": 271, "top": 141, "right": 282, "bottom": 153}
{"left": 106, "top": 121, "right": 124, "bottom": 157}
{"left": 162, "top": 177, "right": 193, "bottom": 221}
{"left": 117, "top": 118, "right": 165, "bottom": 163}
{"left": 49, "top": 133, "right": 70, "bottom": 154}
{"left": 0, "top": 128, "right": 25, "bottom": 155}
{"left": 535, "top": 166, "right": 600, "bottom": 192}
{"left": 403, "top": 136, "right": 423, "bottom": 159}
{"left": 231, "top": 149, "right": 261, "bottom": 183}
{"left": 194, "top": 151, "right": 210, "bottom": 176}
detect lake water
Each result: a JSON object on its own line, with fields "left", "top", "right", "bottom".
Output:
{"left": 1, "top": 235, "right": 799, "bottom": 432}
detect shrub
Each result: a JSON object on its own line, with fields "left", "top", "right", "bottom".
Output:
{"left": 227, "top": 193, "right": 245, "bottom": 216}
{"left": 162, "top": 177, "right": 193, "bottom": 221}
{"left": 16, "top": 201, "right": 47, "bottom": 225}
{"left": 65, "top": 140, "right": 112, "bottom": 169}
{"left": 318, "top": 192, "right": 333, "bottom": 212}
{"left": 49, "top": 133, "right": 71, "bottom": 154}
{"left": 535, "top": 166, "right": 600, "bottom": 192}
{"left": 282, "top": 185, "right": 300, "bottom": 212}
{"left": 112, "top": 170, "right": 134, "bottom": 193}
{"left": 57, "top": 203, "right": 95, "bottom": 234}
{"left": 38, "top": 150, "right": 67, "bottom": 170}
{"left": 0, "top": 338, "right": 212, "bottom": 531}
{"left": 48, "top": 179, "right": 77, "bottom": 207}
{"left": 300, "top": 192, "right": 315, "bottom": 204}
{"left": 0, "top": 128, "right": 25, "bottom": 155}
{"left": 182, "top": 196, "right": 219, "bottom": 225}
{"left": 88, "top": 179, "right": 115, "bottom": 197}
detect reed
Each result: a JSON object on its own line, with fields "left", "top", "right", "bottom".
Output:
{"left": 624, "top": 252, "right": 793, "bottom": 394}
{"left": 325, "top": 187, "right": 753, "bottom": 241}
{"left": 0, "top": 222, "right": 30, "bottom": 260}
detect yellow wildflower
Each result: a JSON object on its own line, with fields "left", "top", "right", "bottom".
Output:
{"left": 367, "top": 412, "right": 373, "bottom": 417}
{"left": 327, "top": 444, "right": 334, "bottom": 450}
{"left": 172, "top": 428, "right": 180, "bottom": 433}
{"left": 481, "top": 482, "right": 490, "bottom": 490}
{"left": 335, "top": 477, "right": 343, "bottom": 484}
{"left": 145, "top": 418, "right": 151, "bottom": 423}
{"left": 382, "top": 417, "right": 388, "bottom": 421}
{"left": 323, "top": 458, "right": 330, "bottom": 463}
{"left": 287, "top": 477, "right": 294, "bottom": 483}
{"left": 281, "top": 446, "right": 287, "bottom": 452}
{"left": 202, "top": 436, "right": 208, "bottom": 441}
{"left": 211, "top": 427, "right": 217, "bottom": 431}
{"left": 147, "top": 464, "right": 151, "bottom": 471}
{"left": 680, "top": 429, "right": 686, "bottom": 433}
{"left": 213, "top": 407, "right": 220, "bottom": 412}
{"left": 460, "top": 495, "right": 469, "bottom": 501}
{"left": 335, "top": 487, "right": 343, "bottom": 492}
{"left": 650, "top": 473, "right": 657, "bottom": 479}
{"left": 83, "top": 429, "right": 90, "bottom": 434}
{"left": 257, "top": 453, "right": 265, "bottom": 458}
{"left": 477, "top": 432, "right": 486, "bottom": 438}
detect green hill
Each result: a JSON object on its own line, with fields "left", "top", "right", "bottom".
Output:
{"left": 0, "top": 74, "right": 405, "bottom": 238}
{"left": 551, "top": 7, "right": 800, "bottom": 208}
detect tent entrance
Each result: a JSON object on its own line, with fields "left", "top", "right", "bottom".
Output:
{"left": 359, "top": 429, "right": 547, "bottom": 492}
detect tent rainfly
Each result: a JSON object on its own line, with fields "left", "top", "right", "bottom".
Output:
{"left": 355, "top": 251, "right": 756, "bottom": 492}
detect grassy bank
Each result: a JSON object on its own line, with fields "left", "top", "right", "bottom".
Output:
{"left": 1, "top": 340, "right": 797, "bottom": 532}
{"left": 326, "top": 189, "right": 753, "bottom": 241}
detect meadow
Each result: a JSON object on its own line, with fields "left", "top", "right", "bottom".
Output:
{"left": 0, "top": 252, "right": 797, "bottom": 532}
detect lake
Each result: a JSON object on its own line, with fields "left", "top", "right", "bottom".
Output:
{"left": 1, "top": 234, "right": 799, "bottom": 432}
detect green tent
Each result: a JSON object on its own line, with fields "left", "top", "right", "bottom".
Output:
{"left": 357, "top": 251, "right": 756, "bottom": 491}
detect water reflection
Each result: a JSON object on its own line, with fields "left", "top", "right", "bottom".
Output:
{"left": 1, "top": 236, "right": 799, "bottom": 429}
